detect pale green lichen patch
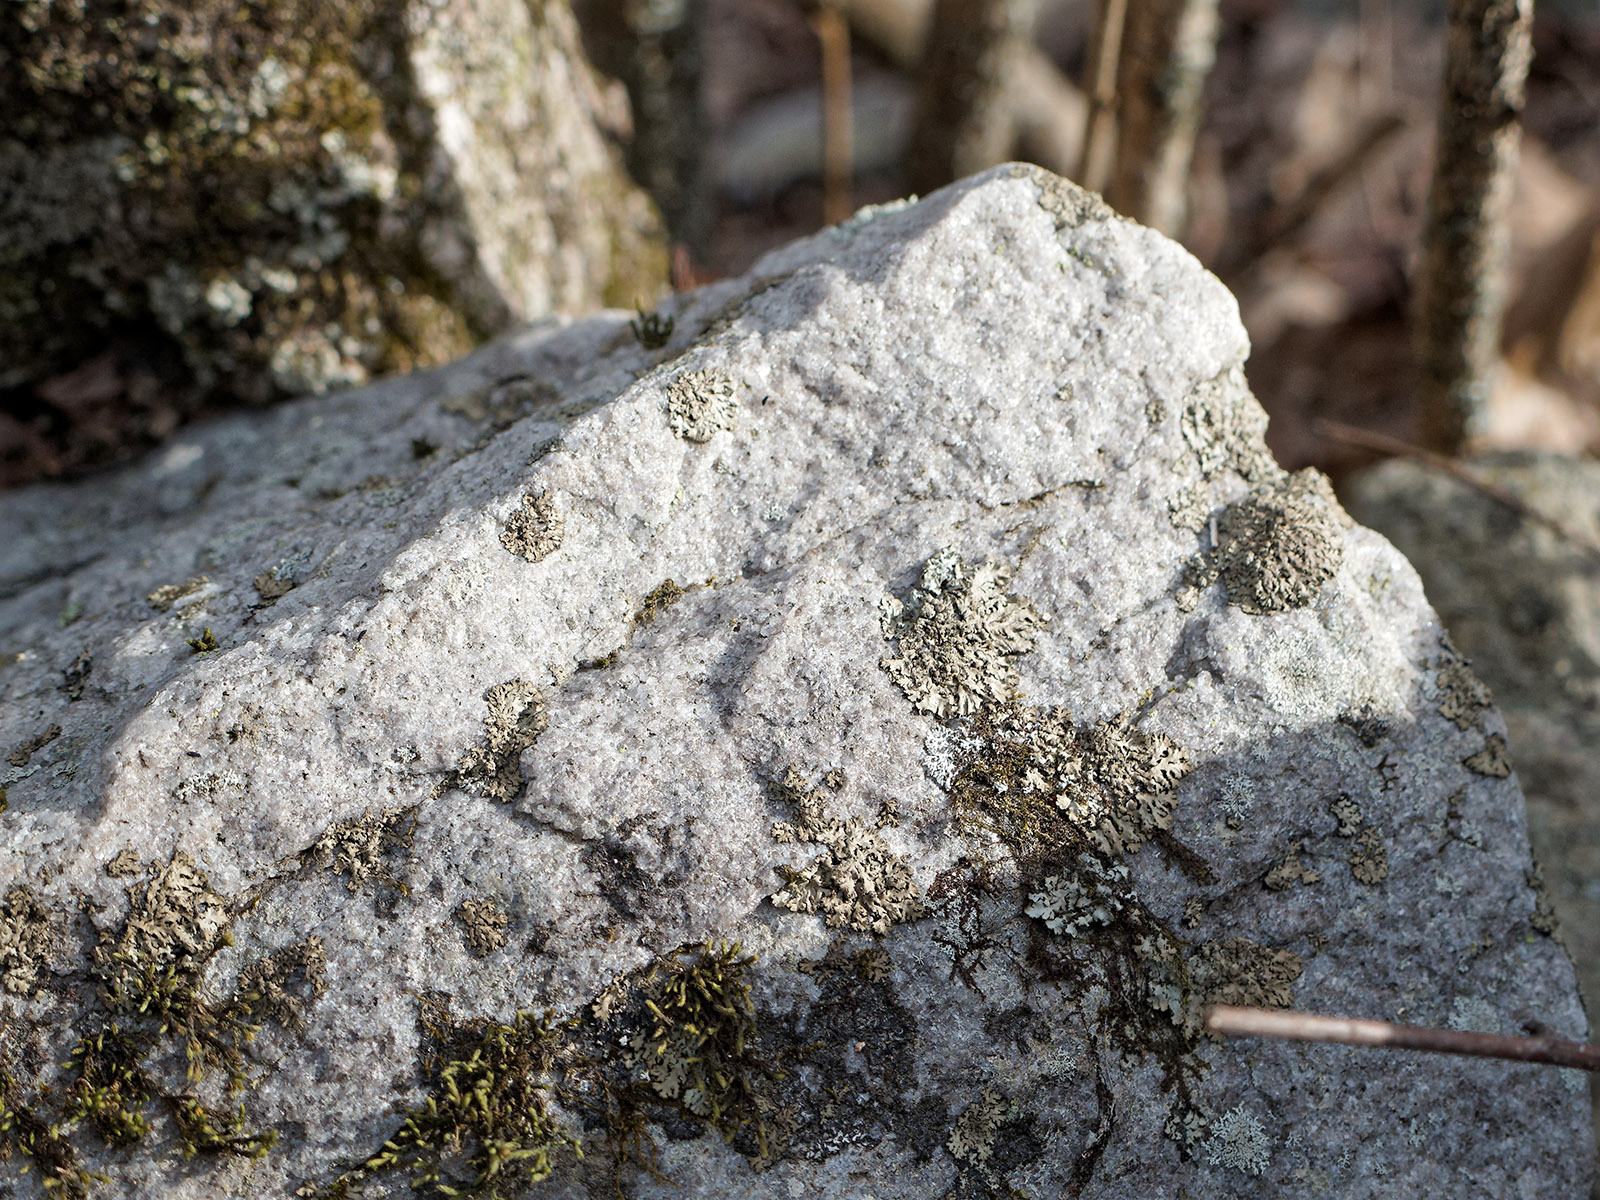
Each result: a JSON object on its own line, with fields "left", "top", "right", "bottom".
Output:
{"left": 7, "top": 723, "right": 61, "bottom": 767}
{"left": 945, "top": 1086, "right": 1011, "bottom": 1168}
{"left": 1025, "top": 854, "right": 1131, "bottom": 937}
{"left": 880, "top": 549, "right": 1045, "bottom": 719}
{"left": 1207, "top": 471, "right": 1344, "bottom": 615}
{"left": 321, "top": 1006, "right": 576, "bottom": 1199}
{"left": 302, "top": 805, "right": 417, "bottom": 895}
{"left": 499, "top": 491, "right": 565, "bottom": 563}
{"left": 769, "top": 766, "right": 926, "bottom": 936}
{"left": 0, "top": 885, "right": 55, "bottom": 996}
{"left": 455, "top": 680, "right": 547, "bottom": 803}
{"left": 1464, "top": 733, "right": 1513, "bottom": 778}
{"left": 1205, "top": 1104, "right": 1271, "bottom": 1176}
{"left": 456, "top": 897, "right": 509, "bottom": 958}
{"left": 665, "top": 368, "right": 737, "bottom": 443}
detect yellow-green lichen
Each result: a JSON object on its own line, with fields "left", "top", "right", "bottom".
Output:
{"left": 146, "top": 577, "right": 208, "bottom": 613}
{"left": 1187, "top": 938, "right": 1303, "bottom": 1010}
{"left": 945, "top": 1086, "right": 1011, "bottom": 1169}
{"left": 880, "top": 549, "right": 1045, "bottom": 719}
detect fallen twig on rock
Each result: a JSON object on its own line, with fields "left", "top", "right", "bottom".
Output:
{"left": 1207, "top": 1004, "right": 1600, "bottom": 1072}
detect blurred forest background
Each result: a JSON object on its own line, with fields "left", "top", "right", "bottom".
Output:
{"left": 3, "top": 0, "right": 1599, "bottom": 490}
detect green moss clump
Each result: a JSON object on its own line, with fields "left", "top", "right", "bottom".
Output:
{"left": 186, "top": 628, "right": 220, "bottom": 654}
{"left": 2, "top": 1066, "right": 104, "bottom": 1198}
{"left": 324, "top": 1008, "right": 578, "bottom": 1199}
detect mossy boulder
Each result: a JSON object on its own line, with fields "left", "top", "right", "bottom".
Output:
{"left": 0, "top": 0, "right": 667, "bottom": 485}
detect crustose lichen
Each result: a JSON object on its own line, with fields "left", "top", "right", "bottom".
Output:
{"left": 880, "top": 549, "right": 1045, "bottom": 719}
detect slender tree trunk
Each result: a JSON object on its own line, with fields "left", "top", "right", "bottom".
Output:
{"left": 1106, "top": 0, "right": 1219, "bottom": 236}
{"left": 1414, "top": 0, "right": 1534, "bottom": 453}
{"left": 905, "top": 0, "right": 1042, "bottom": 195}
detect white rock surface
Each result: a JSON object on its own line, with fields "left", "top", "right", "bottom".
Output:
{"left": 0, "top": 166, "right": 1591, "bottom": 1199}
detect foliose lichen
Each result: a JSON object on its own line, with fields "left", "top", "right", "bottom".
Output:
{"left": 234, "top": 936, "right": 327, "bottom": 1033}
{"left": 1208, "top": 470, "right": 1345, "bottom": 615}
{"left": 769, "top": 766, "right": 926, "bottom": 936}
{"left": 302, "top": 804, "right": 417, "bottom": 895}
{"left": 1263, "top": 841, "right": 1320, "bottom": 891}
{"left": 1187, "top": 938, "right": 1303, "bottom": 1010}
{"left": 945, "top": 1086, "right": 1012, "bottom": 1168}
{"left": 1348, "top": 827, "right": 1390, "bottom": 885}
{"left": 880, "top": 549, "right": 1045, "bottom": 719}
{"left": 0, "top": 885, "right": 54, "bottom": 996}
{"left": 456, "top": 897, "right": 510, "bottom": 958}
{"left": 499, "top": 491, "right": 565, "bottom": 563}
{"left": 1463, "top": 733, "right": 1513, "bottom": 778}
{"left": 1025, "top": 854, "right": 1131, "bottom": 937}
{"left": 455, "top": 679, "right": 548, "bottom": 803}
{"left": 665, "top": 367, "right": 737, "bottom": 443}
{"left": 1205, "top": 1104, "right": 1272, "bottom": 1176}
{"left": 1435, "top": 654, "right": 1494, "bottom": 732}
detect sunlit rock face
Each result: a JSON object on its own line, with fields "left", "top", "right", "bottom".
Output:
{"left": 0, "top": 165, "right": 1589, "bottom": 1199}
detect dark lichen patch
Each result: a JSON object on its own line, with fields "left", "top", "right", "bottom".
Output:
{"left": 1435, "top": 656, "right": 1494, "bottom": 732}
{"left": 455, "top": 680, "right": 548, "bottom": 803}
{"left": 1006, "top": 163, "right": 1114, "bottom": 230}
{"left": 500, "top": 490, "right": 565, "bottom": 563}
{"left": 187, "top": 627, "right": 221, "bottom": 654}
{"left": 1206, "top": 470, "right": 1344, "bottom": 615}
{"left": 635, "top": 578, "right": 686, "bottom": 625}
{"left": 456, "top": 897, "right": 510, "bottom": 958}
{"left": 302, "top": 804, "right": 417, "bottom": 895}
{"left": 147, "top": 578, "right": 208, "bottom": 613}
{"left": 769, "top": 766, "right": 926, "bottom": 935}
{"left": 1337, "top": 704, "right": 1393, "bottom": 747}
{"left": 252, "top": 570, "right": 296, "bottom": 606}
{"left": 665, "top": 368, "right": 737, "bottom": 443}
{"left": 0, "top": 885, "right": 55, "bottom": 996}
{"left": 1187, "top": 938, "right": 1302, "bottom": 1011}
{"left": 795, "top": 940, "right": 892, "bottom": 986}
{"left": 880, "top": 549, "right": 1045, "bottom": 719}
{"left": 1263, "top": 841, "right": 1320, "bottom": 891}
{"left": 6, "top": 723, "right": 61, "bottom": 767}
{"left": 1464, "top": 733, "right": 1513, "bottom": 778}
{"left": 235, "top": 937, "right": 327, "bottom": 1033}
{"left": 1349, "top": 827, "right": 1390, "bottom": 885}
{"left": 320, "top": 1006, "right": 577, "bottom": 1200}
{"left": 61, "top": 650, "right": 92, "bottom": 700}
{"left": 580, "top": 839, "right": 655, "bottom": 922}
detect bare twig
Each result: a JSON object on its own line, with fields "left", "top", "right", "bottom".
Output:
{"left": 1413, "top": 0, "right": 1534, "bottom": 452}
{"left": 1078, "top": 0, "right": 1128, "bottom": 194}
{"left": 812, "top": 2, "right": 855, "bottom": 225}
{"left": 1106, "top": 0, "right": 1220, "bottom": 236}
{"left": 1313, "top": 417, "right": 1600, "bottom": 566}
{"left": 1207, "top": 1004, "right": 1600, "bottom": 1073}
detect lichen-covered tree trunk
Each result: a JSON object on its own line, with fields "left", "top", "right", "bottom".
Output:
{"left": 1106, "top": 0, "right": 1219, "bottom": 236}
{"left": 0, "top": 0, "right": 668, "bottom": 488}
{"left": 1413, "top": 0, "right": 1534, "bottom": 453}
{"left": 905, "top": 0, "right": 1042, "bottom": 195}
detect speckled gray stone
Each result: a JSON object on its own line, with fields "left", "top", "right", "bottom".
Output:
{"left": 0, "top": 166, "right": 1590, "bottom": 1199}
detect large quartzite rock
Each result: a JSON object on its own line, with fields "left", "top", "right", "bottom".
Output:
{"left": 1346, "top": 451, "right": 1600, "bottom": 1149}
{"left": 0, "top": 165, "right": 1590, "bottom": 1198}
{"left": 0, "top": 0, "right": 666, "bottom": 486}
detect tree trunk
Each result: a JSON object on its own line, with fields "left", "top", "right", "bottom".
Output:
{"left": 1413, "top": 0, "right": 1534, "bottom": 453}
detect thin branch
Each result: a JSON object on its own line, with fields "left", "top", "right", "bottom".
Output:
{"left": 1078, "top": 0, "right": 1128, "bottom": 194}
{"left": 1207, "top": 1004, "right": 1600, "bottom": 1073}
{"left": 813, "top": 2, "right": 855, "bottom": 225}
{"left": 1413, "top": 0, "right": 1534, "bottom": 452}
{"left": 1314, "top": 417, "right": 1600, "bottom": 566}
